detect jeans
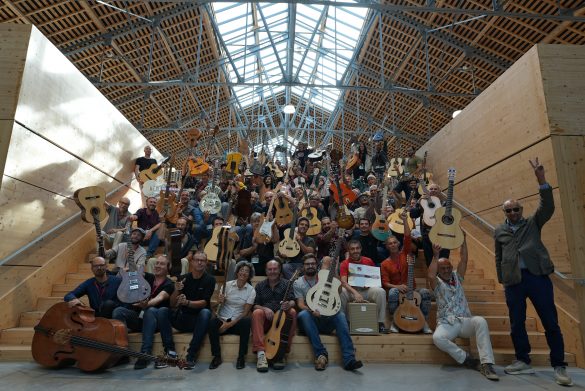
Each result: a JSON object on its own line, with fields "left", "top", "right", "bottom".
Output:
{"left": 143, "top": 232, "right": 161, "bottom": 256}
{"left": 208, "top": 316, "right": 251, "bottom": 358}
{"left": 171, "top": 308, "right": 212, "bottom": 358}
{"left": 96, "top": 299, "right": 119, "bottom": 319}
{"left": 113, "top": 306, "right": 174, "bottom": 354}
{"left": 112, "top": 306, "right": 143, "bottom": 331}
{"left": 505, "top": 270, "right": 567, "bottom": 367}
{"left": 297, "top": 309, "right": 356, "bottom": 366}
{"left": 388, "top": 288, "right": 432, "bottom": 320}
{"left": 433, "top": 316, "right": 495, "bottom": 364}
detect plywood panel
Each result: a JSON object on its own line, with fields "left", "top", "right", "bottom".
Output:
{"left": 0, "top": 120, "right": 14, "bottom": 193}
{"left": 0, "top": 24, "right": 29, "bottom": 119}
{"left": 419, "top": 45, "right": 549, "bottom": 186}
{"left": 538, "top": 45, "right": 585, "bottom": 136}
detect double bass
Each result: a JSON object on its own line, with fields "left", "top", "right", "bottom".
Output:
{"left": 32, "top": 302, "right": 184, "bottom": 372}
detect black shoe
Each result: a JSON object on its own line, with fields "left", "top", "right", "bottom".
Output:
{"left": 134, "top": 358, "right": 150, "bottom": 370}
{"left": 115, "top": 356, "right": 131, "bottom": 366}
{"left": 183, "top": 355, "right": 196, "bottom": 370}
{"left": 209, "top": 356, "right": 222, "bottom": 370}
{"left": 463, "top": 354, "right": 481, "bottom": 371}
{"left": 344, "top": 359, "right": 364, "bottom": 371}
{"left": 379, "top": 323, "right": 390, "bottom": 334}
{"left": 236, "top": 356, "right": 245, "bottom": 370}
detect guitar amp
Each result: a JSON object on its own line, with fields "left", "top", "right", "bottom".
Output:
{"left": 348, "top": 302, "right": 378, "bottom": 335}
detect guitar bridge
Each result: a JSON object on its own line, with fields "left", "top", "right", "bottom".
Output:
{"left": 400, "top": 315, "right": 420, "bottom": 321}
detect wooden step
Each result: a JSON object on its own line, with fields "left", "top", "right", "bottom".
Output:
{"left": 463, "top": 289, "right": 505, "bottom": 302}
{"left": 0, "top": 327, "right": 34, "bottom": 345}
{"left": 483, "top": 316, "right": 537, "bottom": 332}
{"left": 36, "top": 297, "right": 87, "bottom": 311}
{"left": 489, "top": 348, "right": 575, "bottom": 366}
{"left": 490, "top": 330, "right": 548, "bottom": 349}
{"left": 19, "top": 311, "right": 45, "bottom": 327}
{"left": 0, "top": 345, "right": 33, "bottom": 361}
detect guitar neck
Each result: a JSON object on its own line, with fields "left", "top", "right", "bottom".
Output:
{"left": 406, "top": 260, "right": 415, "bottom": 300}
{"left": 93, "top": 217, "right": 106, "bottom": 258}
{"left": 445, "top": 179, "right": 454, "bottom": 216}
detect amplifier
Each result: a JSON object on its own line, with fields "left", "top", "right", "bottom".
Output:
{"left": 348, "top": 302, "right": 378, "bottom": 335}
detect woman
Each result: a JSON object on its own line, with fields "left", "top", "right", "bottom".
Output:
{"left": 208, "top": 261, "right": 256, "bottom": 370}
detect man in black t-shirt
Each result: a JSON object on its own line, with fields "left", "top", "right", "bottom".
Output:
{"left": 135, "top": 146, "right": 158, "bottom": 206}
{"left": 169, "top": 251, "right": 216, "bottom": 369}
{"left": 353, "top": 218, "right": 383, "bottom": 266}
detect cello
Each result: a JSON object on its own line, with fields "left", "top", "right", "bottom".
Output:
{"left": 32, "top": 302, "right": 184, "bottom": 372}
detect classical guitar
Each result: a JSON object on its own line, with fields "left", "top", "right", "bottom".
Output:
{"left": 139, "top": 156, "right": 171, "bottom": 183}
{"left": 393, "top": 254, "right": 425, "bottom": 333}
{"left": 388, "top": 157, "right": 404, "bottom": 178}
{"left": 330, "top": 149, "right": 355, "bottom": 229}
{"left": 74, "top": 186, "right": 108, "bottom": 258}
{"left": 264, "top": 269, "right": 301, "bottom": 361}
{"left": 419, "top": 178, "right": 441, "bottom": 227}
{"left": 204, "top": 225, "right": 238, "bottom": 272}
{"left": 371, "top": 179, "right": 393, "bottom": 242}
{"left": 300, "top": 185, "right": 322, "bottom": 236}
{"left": 189, "top": 124, "right": 219, "bottom": 176}
{"left": 32, "top": 302, "right": 185, "bottom": 372}
{"left": 200, "top": 160, "right": 222, "bottom": 214}
{"left": 429, "top": 168, "right": 464, "bottom": 249}
{"left": 278, "top": 207, "right": 301, "bottom": 258}
{"left": 387, "top": 186, "right": 415, "bottom": 235}
{"left": 306, "top": 229, "right": 345, "bottom": 316}
{"left": 274, "top": 175, "right": 294, "bottom": 226}
{"left": 417, "top": 151, "right": 433, "bottom": 194}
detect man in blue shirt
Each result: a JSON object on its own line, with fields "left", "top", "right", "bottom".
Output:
{"left": 64, "top": 256, "right": 122, "bottom": 318}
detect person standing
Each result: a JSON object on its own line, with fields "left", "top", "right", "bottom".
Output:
{"left": 135, "top": 146, "right": 158, "bottom": 207}
{"left": 495, "top": 158, "right": 572, "bottom": 386}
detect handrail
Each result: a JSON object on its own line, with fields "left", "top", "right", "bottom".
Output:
{"left": 0, "top": 180, "right": 136, "bottom": 266}
{"left": 446, "top": 192, "right": 584, "bottom": 284}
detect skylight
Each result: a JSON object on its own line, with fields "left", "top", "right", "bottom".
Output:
{"left": 212, "top": 1, "right": 368, "bottom": 113}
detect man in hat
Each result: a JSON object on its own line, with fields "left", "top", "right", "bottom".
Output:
{"left": 105, "top": 227, "right": 148, "bottom": 272}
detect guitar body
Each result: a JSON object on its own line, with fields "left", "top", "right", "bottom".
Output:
{"left": 428, "top": 207, "right": 464, "bottom": 249}
{"left": 300, "top": 206, "right": 322, "bottom": 236}
{"left": 420, "top": 195, "right": 441, "bottom": 227}
{"left": 117, "top": 265, "right": 151, "bottom": 304}
{"left": 156, "top": 190, "right": 178, "bottom": 217}
{"left": 306, "top": 270, "right": 342, "bottom": 316}
{"left": 188, "top": 157, "right": 210, "bottom": 176}
{"left": 335, "top": 204, "right": 355, "bottom": 229}
{"left": 371, "top": 211, "right": 390, "bottom": 242}
{"left": 274, "top": 200, "right": 293, "bottom": 226}
{"left": 267, "top": 162, "right": 284, "bottom": 178}
{"left": 278, "top": 229, "right": 301, "bottom": 258}
{"left": 345, "top": 153, "right": 360, "bottom": 172}
{"left": 329, "top": 182, "right": 357, "bottom": 205}
{"left": 393, "top": 292, "right": 425, "bottom": 333}
{"left": 388, "top": 158, "right": 404, "bottom": 177}
{"left": 139, "top": 163, "right": 164, "bottom": 183}
{"left": 226, "top": 152, "right": 243, "bottom": 175}
{"left": 264, "top": 310, "right": 292, "bottom": 361}
{"left": 258, "top": 219, "right": 274, "bottom": 244}
{"left": 387, "top": 208, "right": 414, "bottom": 234}
{"left": 200, "top": 193, "right": 222, "bottom": 214}
{"left": 74, "top": 187, "right": 108, "bottom": 223}
{"left": 204, "top": 226, "right": 227, "bottom": 262}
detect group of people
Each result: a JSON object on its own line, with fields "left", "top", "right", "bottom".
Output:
{"left": 62, "top": 137, "right": 571, "bottom": 386}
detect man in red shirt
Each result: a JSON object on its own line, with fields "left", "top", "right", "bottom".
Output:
{"left": 340, "top": 240, "right": 388, "bottom": 333}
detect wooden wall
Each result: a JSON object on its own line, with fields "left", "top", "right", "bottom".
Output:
{"left": 418, "top": 44, "right": 585, "bottom": 366}
{"left": 0, "top": 24, "right": 161, "bottom": 262}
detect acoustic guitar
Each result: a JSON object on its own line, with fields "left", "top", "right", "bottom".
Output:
{"left": 387, "top": 187, "right": 415, "bottom": 235}
{"left": 200, "top": 160, "right": 222, "bottom": 214}
{"left": 274, "top": 178, "right": 294, "bottom": 226}
{"left": 330, "top": 150, "right": 355, "bottom": 229}
{"left": 388, "top": 157, "right": 404, "bottom": 178}
{"left": 278, "top": 207, "right": 301, "bottom": 258}
{"left": 300, "top": 186, "right": 321, "bottom": 236}
{"left": 429, "top": 168, "right": 464, "bottom": 249}
{"left": 371, "top": 179, "right": 393, "bottom": 242}
{"left": 74, "top": 186, "right": 108, "bottom": 258}
{"left": 257, "top": 183, "right": 281, "bottom": 244}
{"left": 393, "top": 254, "right": 425, "bottom": 333}
{"left": 156, "top": 155, "right": 179, "bottom": 224}
{"left": 189, "top": 125, "right": 219, "bottom": 176}
{"left": 138, "top": 156, "right": 171, "bottom": 183}
{"left": 264, "top": 269, "right": 301, "bottom": 361}
{"left": 305, "top": 229, "right": 345, "bottom": 316}
{"left": 419, "top": 178, "right": 441, "bottom": 227}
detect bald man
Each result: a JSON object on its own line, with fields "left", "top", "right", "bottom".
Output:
{"left": 495, "top": 158, "right": 571, "bottom": 386}
{"left": 429, "top": 239, "right": 499, "bottom": 381}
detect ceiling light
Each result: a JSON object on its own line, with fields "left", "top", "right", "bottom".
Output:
{"left": 452, "top": 110, "right": 462, "bottom": 118}
{"left": 283, "top": 105, "right": 295, "bottom": 114}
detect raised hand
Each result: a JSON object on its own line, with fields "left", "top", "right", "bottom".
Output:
{"left": 529, "top": 157, "right": 546, "bottom": 184}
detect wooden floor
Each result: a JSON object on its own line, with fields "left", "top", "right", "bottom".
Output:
{"left": 0, "top": 244, "right": 575, "bottom": 366}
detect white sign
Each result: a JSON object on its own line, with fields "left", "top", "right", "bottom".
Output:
{"left": 348, "top": 263, "right": 381, "bottom": 288}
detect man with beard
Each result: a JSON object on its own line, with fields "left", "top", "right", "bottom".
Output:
{"left": 64, "top": 256, "right": 122, "bottom": 318}
{"left": 146, "top": 217, "right": 192, "bottom": 275}
{"left": 102, "top": 197, "right": 131, "bottom": 249}
{"left": 105, "top": 227, "right": 147, "bottom": 273}
{"left": 281, "top": 217, "right": 316, "bottom": 279}
{"left": 130, "top": 196, "right": 162, "bottom": 258}
{"left": 294, "top": 254, "right": 363, "bottom": 371}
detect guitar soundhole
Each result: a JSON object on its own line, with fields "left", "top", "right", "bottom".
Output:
{"left": 428, "top": 202, "right": 435, "bottom": 208}
{"left": 442, "top": 215, "right": 454, "bottom": 225}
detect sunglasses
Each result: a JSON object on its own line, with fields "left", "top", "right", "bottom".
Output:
{"left": 505, "top": 207, "right": 521, "bottom": 213}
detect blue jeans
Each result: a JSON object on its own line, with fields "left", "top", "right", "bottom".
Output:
{"left": 112, "top": 306, "right": 142, "bottom": 330}
{"left": 505, "top": 270, "right": 566, "bottom": 367}
{"left": 297, "top": 309, "right": 356, "bottom": 366}
{"left": 112, "top": 306, "right": 174, "bottom": 354}
{"left": 171, "top": 308, "right": 212, "bottom": 358}
{"left": 144, "top": 231, "right": 160, "bottom": 256}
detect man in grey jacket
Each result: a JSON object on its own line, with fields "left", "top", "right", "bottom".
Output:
{"left": 495, "top": 158, "right": 572, "bottom": 386}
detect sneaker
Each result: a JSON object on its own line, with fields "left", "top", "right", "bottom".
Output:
{"left": 256, "top": 353, "right": 268, "bottom": 373}
{"left": 422, "top": 323, "right": 433, "bottom": 334}
{"left": 344, "top": 359, "right": 364, "bottom": 371}
{"left": 390, "top": 323, "right": 399, "bottom": 333}
{"left": 504, "top": 360, "right": 535, "bottom": 375}
{"left": 379, "top": 323, "right": 390, "bottom": 334}
{"left": 182, "top": 355, "right": 196, "bottom": 370}
{"left": 236, "top": 356, "right": 246, "bottom": 370}
{"left": 272, "top": 356, "right": 287, "bottom": 370}
{"left": 554, "top": 366, "right": 573, "bottom": 386}
{"left": 134, "top": 358, "right": 150, "bottom": 370}
{"left": 463, "top": 354, "right": 480, "bottom": 371}
{"left": 314, "top": 354, "right": 328, "bottom": 371}
{"left": 480, "top": 363, "right": 500, "bottom": 381}
{"left": 155, "top": 350, "right": 178, "bottom": 369}
{"left": 209, "top": 355, "right": 222, "bottom": 370}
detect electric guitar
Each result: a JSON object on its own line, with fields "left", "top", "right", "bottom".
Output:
{"left": 330, "top": 149, "right": 355, "bottom": 229}
{"left": 429, "top": 168, "right": 464, "bottom": 249}
{"left": 371, "top": 178, "right": 393, "bottom": 242}
{"left": 117, "top": 241, "right": 151, "bottom": 304}
{"left": 264, "top": 270, "right": 301, "bottom": 361}
{"left": 305, "top": 229, "right": 344, "bottom": 316}
{"left": 278, "top": 207, "right": 301, "bottom": 258}
{"left": 138, "top": 156, "right": 171, "bottom": 183}
{"left": 393, "top": 254, "right": 425, "bottom": 333}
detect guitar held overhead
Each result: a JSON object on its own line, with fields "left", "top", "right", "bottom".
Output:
{"left": 428, "top": 168, "right": 464, "bottom": 249}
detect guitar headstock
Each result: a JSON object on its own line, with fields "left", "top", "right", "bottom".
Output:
{"left": 447, "top": 168, "right": 456, "bottom": 181}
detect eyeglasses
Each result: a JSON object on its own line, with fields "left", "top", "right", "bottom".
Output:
{"left": 92, "top": 264, "right": 107, "bottom": 269}
{"left": 504, "top": 207, "right": 521, "bottom": 213}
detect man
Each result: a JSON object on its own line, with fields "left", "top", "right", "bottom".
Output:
{"left": 146, "top": 217, "right": 191, "bottom": 275}
{"left": 112, "top": 255, "right": 176, "bottom": 369}
{"left": 354, "top": 218, "right": 383, "bottom": 266}
{"left": 135, "top": 146, "right": 158, "bottom": 206}
{"left": 105, "top": 227, "right": 147, "bottom": 273}
{"left": 494, "top": 158, "right": 571, "bottom": 386}
{"left": 316, "top": 217, "right": 338, "bottom": 260}
{"left": 102, "top": 198, "right": 131, "bottom": 249}
{"left": 281, "top": 216, "right": 317, "bottom": 279}
{"left": 392, "top": 176, "right": 421, "bottom": 207}
{"left": 130, "top": 196, "right": 162, "bottom": 258}
{"left": 64, "top": 256, "right": 122, "bottom": 318}
{"left": 429, "top": 240, "right": 499, "bottom": 381}
{"left": 294, "top": 254, "right": 363, "bottom": 371}
{"left": 381, "top": 211, "right": 432, "bottom": 333}
{"left": 403, "top": 147, "right": 422, "bottom": 176}
{"left": 238, "top": 212, "right": 279, "bottom": 276}
{"left": 169, "top": 251, "right": 216, "bottom": 369}
{"left": 339, "top": 240, "right": 388, "bottom": 333}
{"left": 252, "top": 260, "right": 297, "bottom": 372}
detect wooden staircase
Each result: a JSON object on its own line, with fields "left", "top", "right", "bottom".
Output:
{"left": 0, "top": 250, "right": 575, "bottom": 366}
